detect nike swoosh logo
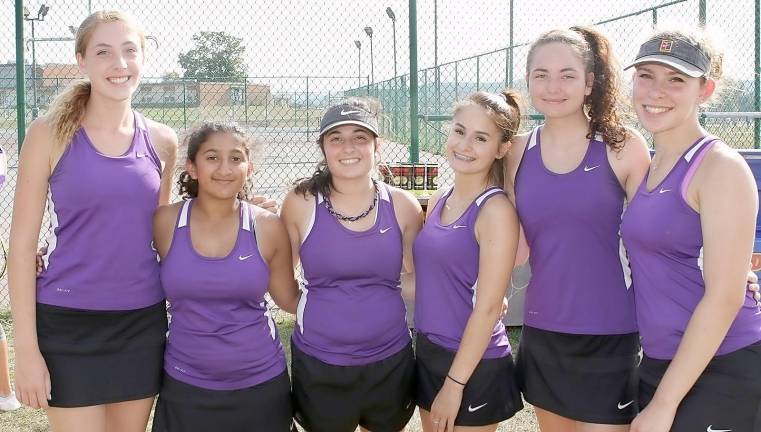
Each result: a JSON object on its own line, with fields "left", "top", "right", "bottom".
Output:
{"left": 468, "top": 403, "right": 487, "bottom": 412}
{"left": 707, "top": 426, "right": 732, "bottom": 432}
{"left": 340, "top": 110, "right": 361, "bottom": 115}
{"left": 617, "top": 400, "right": 634, "bottom": 409}
{"left": 136, "top": 152, "right": 147, "bottom": 158}
{"left": 453, "top": 225, "right": 467, "bottom": 229}
{"left": 380, "top": 227, "right": 391, "bottom": 234}
{"left": 583, "top": 165, "right": 600, "bottom": 172}
{"left": 238, "top": 254, "right": 254, "bottom": 261}
{"left": 659, "top": 188, "right": 672, "bottom": 194}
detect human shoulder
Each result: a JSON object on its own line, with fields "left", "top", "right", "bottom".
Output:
{"left": 479, "top": 190, "right": 516, "bottom": 219}
{"left": 23, "top": 116, "right": 56, "bottom": 150}
{"left": 611, "top": 126, "right": 650, "bottom": 161}
{"left": 700, "top": 141, "right": 753, "bottom": 182}
{"left": 387, "top": 184, "right": 424, "bottom": 213}
{"left": 144, "top": 117, "right": 179, "bottom": 159}
{"left": 252, "top": 202, "right": 285, "bottom": 230}
{"left": 153, "top": 201, "right": 184, "bottom": 229}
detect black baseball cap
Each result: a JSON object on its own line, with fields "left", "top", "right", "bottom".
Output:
{"left": 625, "top": 37, "right": 710, "bottom": 78}
{"left": 319, "top": 104, "right": 379, "bottom": 137}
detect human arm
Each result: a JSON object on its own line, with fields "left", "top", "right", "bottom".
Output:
{"left": 255, "top": 209, "right": 300, "bottom": 314}
{"left": 429, "top": 195, "right": 519, "bottom": 431}
{"left": 8, "top": 119, "right": 54, "bottom": 409}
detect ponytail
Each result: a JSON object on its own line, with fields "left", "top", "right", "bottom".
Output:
{"left": 294, "top": 156, "right": 332, "bottom": 198}
{"left": 570, "top": 25, "right": 628, "bottom": 150}
{"left": 46, "top": 79, "right": 91, "bottom": 148}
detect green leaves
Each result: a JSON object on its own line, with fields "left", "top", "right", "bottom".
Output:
{"left": 178, "top": 31, "right": 247, "bottom": 82}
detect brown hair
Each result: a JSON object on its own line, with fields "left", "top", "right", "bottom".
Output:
{"left": 453, "top": 90, "right": 523, "bottom": 187}
{"left": 46, "top": 11, "right": 145, "bottom": 148}
{"left": 526, "top": 26, "right": 628, "bottom": 151}
{"left": 178, "top": 123, "right": 256, "bottom": 200}
{"left": 294, "top": 97, "right": 382, "bottom": 198}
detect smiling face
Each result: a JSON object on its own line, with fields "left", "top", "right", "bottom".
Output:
{"left": 76, "top": 20, "right": 144, "bottom": 103}
{"left": 446, "top": 105, "right": 509, "bottom": 178}
{"left": 186, "top": 132, "right": 253, "bottom": 201}
{"left": 527, "top": 42, "right": 593, "bottom": 119}
{"left": 321, "top": 125, "right": 378, "bottom": 182}
{"left": 632, "top": 63, "right": 714, "bottom": 137}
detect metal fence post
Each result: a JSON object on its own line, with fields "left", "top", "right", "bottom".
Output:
{"left": 508, "top": 0, "right": 514, "bottom": 88}
{"left": 698, "top": 0, "right": 706, "bottom": 27}
{"left": 755, "top": 0, "right": 760, "bottom": 148}
{"left": 244, "top": 78, "right": 248, "bottom": 126}
{"left": 15, "top": 0, "right": 26, "bottom": 151}
{"left": 409, "top": 0, "right": 419, "bottom": 163}
{"left": 306, "top": 76, "right": 310, "bottom": 131}
{"left": 182, "top": 79, "right": 187, "bottom": 129}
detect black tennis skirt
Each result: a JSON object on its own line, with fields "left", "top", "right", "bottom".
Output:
{"left": 36, "top": 301, "right": 167, "bottom": 408}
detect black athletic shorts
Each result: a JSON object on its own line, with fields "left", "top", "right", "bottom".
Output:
{"left": 291, "top": 341, "right": 415, "bottom": 432}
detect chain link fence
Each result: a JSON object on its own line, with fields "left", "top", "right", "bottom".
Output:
{"left": 1, "top": 0, "right": 760, "bottom": 308}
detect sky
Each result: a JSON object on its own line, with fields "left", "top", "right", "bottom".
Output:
{"left": 1, "top": 0, "right": 758, "bottom": 94}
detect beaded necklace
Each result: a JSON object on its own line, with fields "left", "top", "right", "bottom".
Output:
{"left": 324, "top": 180, "right": 379, "bottom": 223}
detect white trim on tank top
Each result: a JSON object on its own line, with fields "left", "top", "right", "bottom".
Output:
{"left": 684, "top": 135, "right": 714, "bottom": 163}
{"left": 178, "top": 200, "right": 191, "bottom": 228}
{"left": 42, "top": 192, "right": 61, "bottom": 270}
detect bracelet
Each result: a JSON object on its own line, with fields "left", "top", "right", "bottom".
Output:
{"left": 446, "top": 374, "right": 466, "bottom": 386}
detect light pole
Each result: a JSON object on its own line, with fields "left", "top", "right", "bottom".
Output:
{"left": 354, "top": 40, "right": 362, "bottom": 88}
{"left": 386, "top": 7, "right": 398, "bottom": 135}
{"left": 24, "top": 4, "right": 51, "bottom": 119}
{"left": 386, "top": 7, "right": 397, "bottom": 79}
{"left": 364, "top": 26, "right": 374, "bottom": 87}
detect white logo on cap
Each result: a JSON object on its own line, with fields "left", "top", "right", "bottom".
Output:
{"left": 340, "top": 110, "right": 361, "bottom": 116}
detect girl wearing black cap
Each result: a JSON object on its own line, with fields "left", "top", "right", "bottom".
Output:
{"left": 281, "top": 98, "right": 424, "bottom": 432}
{"left": 623, "top": 28, "right": 761, "bottom": 432}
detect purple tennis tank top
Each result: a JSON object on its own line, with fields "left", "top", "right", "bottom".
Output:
{"left": 514, "top": 126, "right": 636, "bottom": 334}
{"left": 621, "top": 136, "right": 761, "bottom": 360}
{"left": 161, "top": 200, "right": 285, "bottom": 390}
{"left": 292, "top": 182, "right": 411, "bottom": 366}
{"left": 37, "top": 112, "right": 163, "bottom": 310}
{"left": 414, "top": 186, "right": 512, "bottom": 359}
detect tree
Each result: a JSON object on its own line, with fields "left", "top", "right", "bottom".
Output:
{"left": 178, "top": 32, "right": 247, "bottom": 81}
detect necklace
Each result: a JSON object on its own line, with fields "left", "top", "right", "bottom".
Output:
{"left": 324, "top": 180, "right": 379, "bottom": 223}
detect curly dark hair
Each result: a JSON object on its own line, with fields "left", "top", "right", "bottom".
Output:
{"left": 177, "top": 123, "right": 256, "bottom": 200}
{"left": 526, "top": 26, "right": 628, "bottom": 151}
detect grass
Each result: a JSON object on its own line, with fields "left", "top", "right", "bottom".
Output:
{"left": 0, "top": 310, "right": 539, "bottom": 432}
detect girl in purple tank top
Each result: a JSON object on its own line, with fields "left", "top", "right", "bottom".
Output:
{"left": 281, "top": 99, "right": 423, "bottom": 432}
{"left": 509, "top": 27, "right": 651, "bottom": 431}
{"left": 8, "top": 11, "right": 178, "bottom": 431}
{"left": 414, "top": 91, "right": 524, "bottom": 430}
{"left": 623, "top": 28, "right": 761, "bottom": 432}
{"left": 151, "top": 124, "right": 299, "bottom": 432}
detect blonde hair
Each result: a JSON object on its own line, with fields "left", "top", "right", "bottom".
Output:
{"left": 46, "top": 11, "right": 145, "bottom": 148}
